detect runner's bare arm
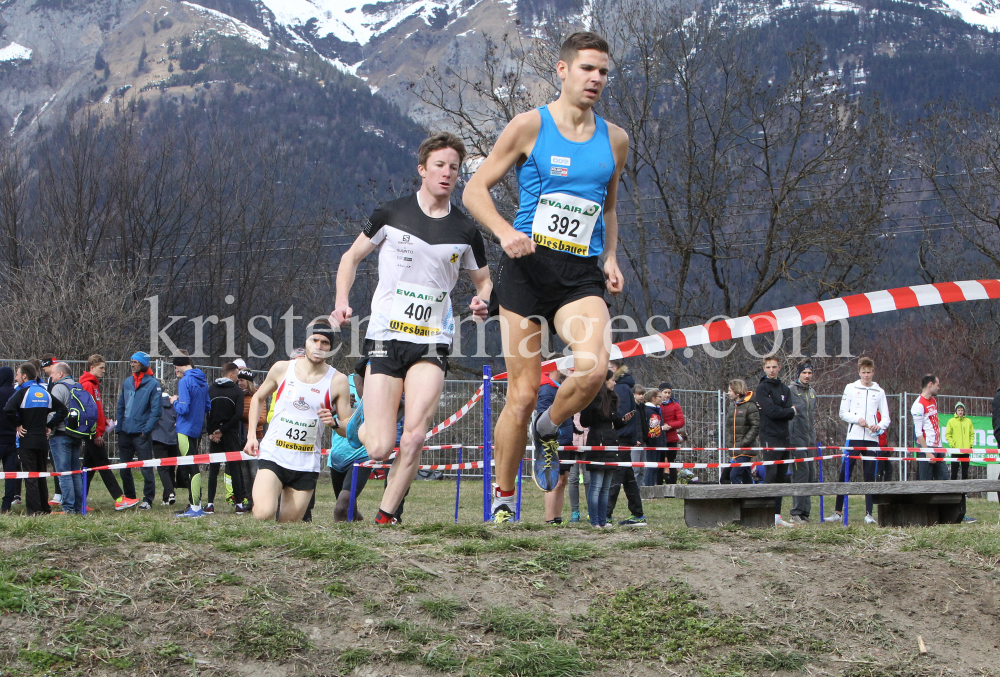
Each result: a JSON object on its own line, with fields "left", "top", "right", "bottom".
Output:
{"left": 602, "top": 124, "right": 630, "bottom": 296}
{"left": 467, "top": 266, "right": 492, "bottom": 320}
{"left": 325, "top": 371, "right": 352, "bottom": 438}
{"left": 331, "top": 233, "right": 378, "bottom": 327}
{"left": 244, "top": 361, "right": 287, "bottom": 456}
{"left": 463, "top": 111, "right": 541, "bottom": 259}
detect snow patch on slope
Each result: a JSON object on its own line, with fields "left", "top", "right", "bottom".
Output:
{"left": 260, "top": 0, "right": 484, "bottom": 47}
{"left": 0, "top": 42, "right": 32, "bottom": 62}
{"left": 182, "top": 2, "right": 271, "bottom": 48}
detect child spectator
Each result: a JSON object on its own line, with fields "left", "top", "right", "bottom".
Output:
{"left": 579, "top": 371, "right": 632, "bottom": 528}
{"left": 658, "top": 383, "right": 685, "bottom": 484}
{"left": 641, "top": 389, "right": 666, "bottom": 486}
{"left": 725, "top": 379, "right": 759, "bottom": 484}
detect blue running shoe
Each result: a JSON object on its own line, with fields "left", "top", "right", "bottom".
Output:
{"left": 531, "top": 419, "right": 560, "bottom": 492}
{"left": 346, "top": 400, "right": 365, "bottom": 449}
{"left": 570, "top": 510, "right": 580, "bottom": 523}
{"left": 175, "top": 506, "right": 204, "bottom": 519}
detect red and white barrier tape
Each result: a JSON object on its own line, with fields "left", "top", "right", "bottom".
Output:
{"left": 1, "top": 450, "right": 254, "bottom": 479}
{"left": 493, "top": 279, "right": 1000, "bottom": 377}
{"left": 425, "top": 385, "right": 483, "bottom": 439}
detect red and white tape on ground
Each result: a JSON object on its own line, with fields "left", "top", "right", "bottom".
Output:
{"left": 425, "top": 385, "right": 483, "bottom": 439}
{"left": 492, "top": 279, "right": 1000, "bottom": 377}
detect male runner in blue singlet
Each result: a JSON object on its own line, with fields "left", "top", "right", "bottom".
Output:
{"left": 463, "top": 32, "right": 629, "bottom": 522}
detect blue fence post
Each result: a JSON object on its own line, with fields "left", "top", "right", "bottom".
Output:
{"left": 483, "top": 366, "right": 492, "bottom": 522}
{"left": 842, "top": 445, "right": 850, "bottom": 526}
{"left": 81, "top": 467, "right": 88, "bottom": 516}
{"left": 454, "top": 447, "right": 462, "bottom": 524}
{"left": 347, "top": 464, "right": 359, "bottom": 522}
{"left": 514, "top": 459, "right": 523, "bottom": 521}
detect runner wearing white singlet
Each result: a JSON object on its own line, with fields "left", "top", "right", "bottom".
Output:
{"left": 245, "top": 323, "right": 351, "bottom": 522}
{"left": 331, "top": 132, "right": 492, "bottom": 525}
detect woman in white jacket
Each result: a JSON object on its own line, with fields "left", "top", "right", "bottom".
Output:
{"left": 827, "top": 357, "right": 891, "bottom": 523}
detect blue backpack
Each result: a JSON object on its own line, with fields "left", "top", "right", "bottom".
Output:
{"left": 61, "top": 382, "right": 99, "bottom": 439}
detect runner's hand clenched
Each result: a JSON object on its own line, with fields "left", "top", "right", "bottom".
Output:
{"left": 330, "top": 305, "right": 352, "bottom": 328}
{"left": 469, "top": 296, "right": 488, "bottom": 321}
{"left": 604, "top": 257, "right": 624, "bottom": 295}
{"left": 244, "top": 437, "right": 259, "bottom": 457}
{"left": 501, "top": 228, "right": 535, "bottom": 259}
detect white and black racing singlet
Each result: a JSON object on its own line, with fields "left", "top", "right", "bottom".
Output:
{"left": 364, "top": 194, "right": 487, "bottom": 346}
{"left": 259, "top": 360, "right": 337, "bottom": 472}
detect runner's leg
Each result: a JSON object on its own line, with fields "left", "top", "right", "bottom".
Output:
{"left": 380, "top": 362, "right": 445, "bottom": 515}
{"left": 494, "top": 308, "right": 543, "bottom": 497}
{"left": 547, "top": 297, "right": 611, "bottom": 426}
{"left": 251, "top": 468, "right": 283, "bottom": 520}
{"left": 359, "top": 370, "right": 405, "bottom": 462}
{"left": 277, "top": 487, "right": 314, "bottom": 523}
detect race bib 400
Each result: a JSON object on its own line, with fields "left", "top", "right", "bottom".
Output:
{"left": 389, "top": 281, "right": 447, "bottom": 337}
{"left": 531, "top": 192, "right": 601, "bottom": 256}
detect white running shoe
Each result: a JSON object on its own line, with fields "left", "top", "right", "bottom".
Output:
{"left": 823, "top": 513, "right": 843, "bottom": 522}
{"left": 775, "top": 515, "right": 794, "bottom": 527}
{"left": 864, "top": 513, "right": 877, "bottom": 524}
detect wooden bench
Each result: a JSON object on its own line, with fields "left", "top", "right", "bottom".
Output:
{"left": 651, "top": 480, "right": 1000, "bottom": 528}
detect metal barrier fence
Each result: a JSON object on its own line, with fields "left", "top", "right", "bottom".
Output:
{"left": 1, "top": 356, "right": 995, "bottom": 485}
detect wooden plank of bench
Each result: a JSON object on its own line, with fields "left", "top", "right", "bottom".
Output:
{"left": 672, "top": 480, "right": 1000, "bottom": 500}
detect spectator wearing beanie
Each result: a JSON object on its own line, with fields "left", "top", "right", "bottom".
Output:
{"left": 788, "top": 362, "right": 818, "bottom": 523}
{"left": 116, "top": 352, "right": 163, "bottom": 509}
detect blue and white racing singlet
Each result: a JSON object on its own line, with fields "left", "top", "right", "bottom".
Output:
{"left": 512, "top": 105, "right": 616, "bottom": 258}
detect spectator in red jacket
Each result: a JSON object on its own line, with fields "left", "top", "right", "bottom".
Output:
{"left": 658, "top": 383, "right": 686, "bottom": 485}
{"left": 80, "top": 355, "right": 140, "bottom": 511}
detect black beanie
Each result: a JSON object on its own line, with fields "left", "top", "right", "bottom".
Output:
{"left": 172, "top": 356, "right": 192, "bottom": 367}
{"left": 795, "top": 361, "right": 814, "bottom": 378}
{"left": 658, "top": 382, "right": 673, "bottom": 390}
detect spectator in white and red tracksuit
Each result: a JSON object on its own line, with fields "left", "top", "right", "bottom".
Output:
{"left": 658, "top": 382, "right": 685, "bottom": 485}
{"left": 80, "top": 355, "right": 138, "bottom": 510}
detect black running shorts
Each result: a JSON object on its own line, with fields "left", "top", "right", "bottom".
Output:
{"left": 362, "top": 339, "right": 450, "bottom": 379}
{"left": 258, "top": 459, "right": 319, "bottom": 491}
{"left": 493, "top": 246, "right": 606, "bottom": 327}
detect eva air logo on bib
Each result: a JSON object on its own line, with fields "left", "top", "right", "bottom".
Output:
{"left": 276, "top": 414, "right": 319, "bottom": 452}
{"left": 531, "top": 192, "right": 601, "bottom": 256}
{"left": 389, "top": 281, "right": 447, "bottom": 337}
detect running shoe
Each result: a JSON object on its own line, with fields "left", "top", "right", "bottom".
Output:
{"left": 12, "top": 495, "right": 21, "bottom": 505}
{"left": 346, "top": 400, "right": 365, "bottom": 449}
{"left": 963, "top": 516, "right": 978, "bottom": 523}
{"left": 545, "top": 517, "right": 563, "bottom": 525}
{"left": 234, "top": 503, "right": 250, "bottom": 515}
{"left": 176, "top": 506, "right": 205, "bottom": 518}
{"left": 161, "top": 492, "right": 176, "bottom": 507}
{"left": 570, "top": 510, "right": 580, "bottom": 523}
{"left": 530, "top": 419, "right": 560, "bottom": 492}
{"left": 775, "top": 515, "right": 795, "bottom": 527}
{"left": 790, "top": 515, "right": 808, "bottom": 524}
{"left": 823, "top": 513, "right": 843, "bottom": 523}
{"left": 138, "top": 501, "right": 152, "bottom": 510}
{"left": 203, "top": 503, "right": 215, "bottom": 514}
{"left": 491, "top": 504, "right": 515, "bottom": 524}
{"left": 619, "top": 516, "right": 647, "bottom": 527}
{"left": 49, "top": 495, "right": 62, "bottom": 506}
{"left": 864, "top": 513, "right": 877, "bottom": 524}
{"left": 114, "top": 496, "right": 141, "bottom": 511}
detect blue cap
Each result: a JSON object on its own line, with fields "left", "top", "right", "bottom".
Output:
{"left": 130, "top": 352, "right": 151, "bottom": 368}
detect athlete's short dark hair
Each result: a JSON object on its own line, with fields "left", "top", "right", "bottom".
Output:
{"left": 418, "top": 132, "right": 466, "bottom": 168}
{"left": 18, "top": 363, "right": 36, "bottom": 381}
{"left": 559, "top": 32, "right": 610, "bottom": 65}
{"left": 921, "top": 374, "right": 938, "bottom": 389}
{"left": 222, "top": 362, "right": 239, "bottom": 375}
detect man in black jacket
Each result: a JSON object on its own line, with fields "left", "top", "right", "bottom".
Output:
{"left": 755, "top": 356, "right": 797, "bottom": 526}
{"left": 607, "top": 364, "right": 645, "bottom": 526}
{"left": 0, "top": 366, "right": 19, "bottom": 512}
{"left": 206, "top": 363, "right": 247, "bottom": 514}
{"left": 3, "top": 363, "right": 68, "bottom": 516}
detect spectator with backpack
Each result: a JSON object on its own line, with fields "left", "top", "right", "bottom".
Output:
{"left": 116, "top": 352, "right": 163, "bottom": 510}
{"left": 170, "top": 354, "right": 210, "bottom": 517}
{"left": 49, "top": 363, "right": 94, "bottom": 515}
{"left": 80, "top": 355, "right": 140, "bottom": 511}
{"left": 4, "top": 363, "right": 67, "bottom": 516}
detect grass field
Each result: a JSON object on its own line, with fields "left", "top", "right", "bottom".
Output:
{"left": 1, "top": 471, "right": 999, "bottom": 676}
